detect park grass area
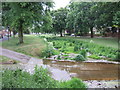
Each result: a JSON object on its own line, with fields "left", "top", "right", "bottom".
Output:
{"left": 0, "top": 55, "right": 20, "bottom": 63}
{"left": 64, "top": 37, "right": 118, "bottom": 49}
{"left": 1, "top": 35, "right": 47, "bottom": 58}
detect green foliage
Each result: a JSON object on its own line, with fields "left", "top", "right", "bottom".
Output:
{"left": 60, "top": 78, "right": 87, "bottom": 89}
{"left": 69, "top": 43, "right": 73, "bottom": 46}
{"left": 33, "top": 66, "right": 58, "bottom": 88}
{"left": 2, "top": 66, "right": 58, "bottom": 88}
{"left": 80, "top": 49, "right": 87, "bottom": 59}
{"left": 51, "top": 8, "right": 68, "bottom": 36}
{"left": 113, "top": 11, "right": 120, "bottom": 26}
{"left": 113, "top": 51, "right": 120, "bottom": 62}
{"left": 57, "top": 55, "right": 61, "bottom": 60}
{"left": 41, "top": 45, "right": 57, "bottom": 58}
{"left": 46, "top": 37, "right": 117, "bottom": 61}
{"left": 74, "top": 55, "right": 86, "bottom": 61}
{"left": 88, "top": 54, "right": 101, "bottom": 59}
{"left": 2, "top": 2, "right": 53, "bottom": 43}
{"left": 74, "top": 45, "right": 79, "bottom": 51}
{"left": 66, "top": 2, "right": 120, "bottom": 37}
{"left": 2, "top": 66, "right": 87, "bottom": 88}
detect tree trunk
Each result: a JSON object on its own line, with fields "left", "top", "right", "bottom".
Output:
{"left": 13, "top": 31, "right": 15, "bottom": 38}
{"left": 90, "top": 27, "right": 94, "bottom": 38}
{"left": 60, "top": 31, "right": 63, "bottom": 37}
{"left": 18, "top": 21, "right": 24, "bottom": 44}
{"left": 9, "top": 30, "right": 11, "bottom": 37}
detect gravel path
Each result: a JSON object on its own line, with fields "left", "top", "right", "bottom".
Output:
{"left": 0, "top": 47, "right": 31, "bottom": 63}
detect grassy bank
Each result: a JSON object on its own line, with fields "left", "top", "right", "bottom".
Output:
{"left": 0, "top": 55, "right": 20, "bottom": 63}
{"left": 64, "top": 37, "right": 118, "bottom": 49}
{"left": 1, "top": 35, "right": 47, "bottom": 58}
{"left": 46, "top": 37, "right": 119, "bottom": 61}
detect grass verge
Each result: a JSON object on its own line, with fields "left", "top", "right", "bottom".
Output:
{"left": 0, "top": 55, "right": 20, "bottom": 64}
{"left": 1, "top": 35, "right": 47, "bottom": 58}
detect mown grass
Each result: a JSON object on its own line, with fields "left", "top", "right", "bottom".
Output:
{"left": 1, "top": 35, "right": 47, "bottom": 58}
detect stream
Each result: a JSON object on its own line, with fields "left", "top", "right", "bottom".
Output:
{"left": 43, "top": 59, "right": 119, "bottom": 81}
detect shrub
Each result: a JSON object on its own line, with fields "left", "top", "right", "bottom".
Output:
{"left": 69, "top": 43, "right": 73, "bottom": 46}
{"left": 74, "top": 45, "right": 79, "bottom": 51}
{"left": 80, "top": 49, "right": 87, "bottom": 59}
{"left": 60, "top": 45, "right": 67, "bottom": 52}
{"left": 53, "top": 41, "right": 55, "bottom": 46}
{"left": 2, "top": 66, "right": 58, "bottom": 88}
{"left": 2, "top": 66, "right": 87, "bottom": 88}
{"left": 60, "top": 78, "right": 87, "bottom": 89}
{"left": 57, "top": 55, "right": 61, "bottom": 60}
{"left": 41, "top": 49, "right": 54, "bottom": 58}
{"left": 113, "top": 51, "right": 120, "bottom": 62}
{"left": 74, "top": 55, "right": 86, "bottom": 61}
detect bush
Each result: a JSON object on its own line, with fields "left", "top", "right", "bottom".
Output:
{"left": 80, "top": 49, "right": 87, "bottom": 59}
{"left": 74, "top": 45, "right": 79, "bottom": 51}
{"left": 74, "top": 55, "right": 86, "bottom": 61}
{"left": 69, "top": 43, "right": 73, "bottom": 46}
{"left": 2, "top": 66, "right": 87, "bottom": 88}
{"left": 2, "top": 66, "right": 58, "bottom": 88}
{"left": 60, "top": 78, "right": 87, "bottom": 89}
{"left": 53, "top": 41, "right": 55, "bottom": 46}
{"left": 57, "top": 55, "right": 61, "bottom": 60}
{"left": 113, "top": 51, "right": 120, "bottom": 62}
{"left": 41, "top": 49, "right": 53, "bottom": 58}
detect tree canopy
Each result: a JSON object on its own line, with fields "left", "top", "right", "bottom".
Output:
{"left": 2, "top": 2, "right": 120, "bottom": 40}
{"left": 2, "top": 2, "right": 53, "bottom": 43}
{"left": 51, "top": 8, "right": 68, "bottom": 37}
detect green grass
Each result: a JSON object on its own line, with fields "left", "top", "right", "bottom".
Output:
{"left": 0, "top": 55, "right": 20, "bottom": 63}
{"left": 1, "top": 35, "right": 47, "bottom": 58}
{"left": 65, "top": 37, "right": 118, "bottom": 49}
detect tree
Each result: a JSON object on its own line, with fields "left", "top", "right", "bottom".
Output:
{"left": 2, "top": 2, "right": 53, "bottom": 44}
{"left": 113, "top": 11, "right": 120, "bottom": 28}
{"left": 51, "top": 8, "right": 68, "bottom": 37}
{"left": 66, "top": 2, "right": 97, "bottom": 38}
{"left": 66, "top": 2, "right": 120, "bottom": 38}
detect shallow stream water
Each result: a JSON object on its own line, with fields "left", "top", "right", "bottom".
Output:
{"left": 43, "top": 60, "right": 119, "bottom": 80}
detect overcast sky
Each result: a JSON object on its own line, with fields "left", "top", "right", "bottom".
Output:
{"left": 53, "top": 0, "right": 70, "bottom": 10}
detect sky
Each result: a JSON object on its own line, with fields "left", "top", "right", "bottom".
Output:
{"left": 53, "top": 0, "right": 70, "bottom": 10}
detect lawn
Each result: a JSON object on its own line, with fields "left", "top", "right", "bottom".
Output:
{"left": 1, "top": 35, "right": 47, "bottom": 58}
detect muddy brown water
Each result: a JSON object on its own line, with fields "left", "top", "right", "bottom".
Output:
{"left": 43, "top": 60, "right": 120, "bottom": 81}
